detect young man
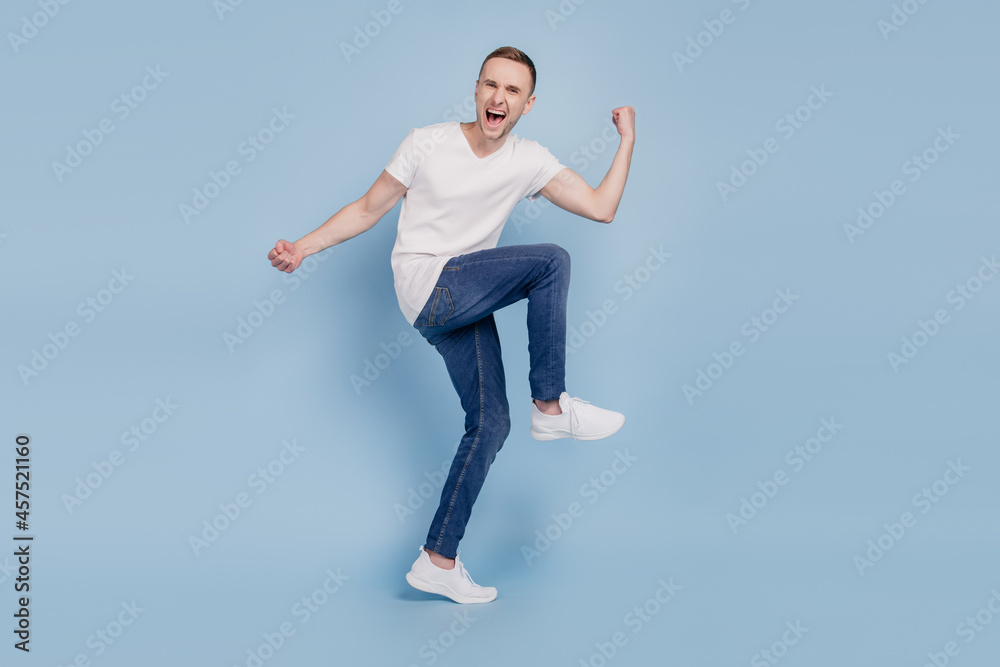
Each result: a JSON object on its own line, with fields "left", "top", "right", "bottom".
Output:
{"left": 268, "top": 46, "right": 635, "bottom": 604}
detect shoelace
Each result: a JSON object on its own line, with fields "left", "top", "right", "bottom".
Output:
{"left": 454, "top": 553, "right": 477, "bottom": 587}
{"left": 564, "top": 395, "right": 590, "bottom": 440}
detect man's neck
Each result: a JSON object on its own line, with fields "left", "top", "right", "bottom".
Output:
{"left": 460, "top": 122, "right": 508, "bottom": 159}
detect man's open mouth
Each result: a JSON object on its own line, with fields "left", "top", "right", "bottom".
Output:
{"left": 485, "top": 108, "right": 507, "bottom": 128}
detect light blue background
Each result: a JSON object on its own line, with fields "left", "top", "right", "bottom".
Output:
{"left": 2, "top": 0, "right": 999, "bottom": 665}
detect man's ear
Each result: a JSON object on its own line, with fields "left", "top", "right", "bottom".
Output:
{"left": 521, "top": 94, "right": 536, "bottom": 116}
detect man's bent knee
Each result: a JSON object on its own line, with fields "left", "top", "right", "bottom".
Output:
{"left": 497, "top": 411, "right": 512, "bottom": 441}
{"left": 536, "top": 243, "right": 570, "bottom": 271}
{"left": 483, "top": 409, "right": 511, "bottom": 448}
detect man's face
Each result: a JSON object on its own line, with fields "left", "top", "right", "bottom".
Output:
{"left": 474, "top": 57, "right": 536, "bottom": 140}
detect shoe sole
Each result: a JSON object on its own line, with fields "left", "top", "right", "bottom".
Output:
{"left": 530, "top": 418, "right": 625, "bottom": 441}
{"left": 406, "top": 571, "right": 497, "bottom": 604}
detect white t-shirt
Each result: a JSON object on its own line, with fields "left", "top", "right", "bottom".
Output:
{"left": 383, "top": 121, "right": 566, "bottom": 325}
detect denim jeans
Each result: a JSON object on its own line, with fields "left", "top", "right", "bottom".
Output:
{"left": 411, "top": 243, "right": 571, "bottom": 559}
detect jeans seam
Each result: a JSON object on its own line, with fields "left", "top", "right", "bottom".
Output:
{"left": 547, "top": 255, "right": 555, "bottom": 398}
{"left": 438, "top": 287, "right": 454, "bottom": 326}
{"left": 434, "top": 320, "right": 484, "bottom": 554}
{"left": 449, "top": 254, "right": 557, "bottom": 268}
{"left": 428, "top": 288, "right": 441, "bottom": 326}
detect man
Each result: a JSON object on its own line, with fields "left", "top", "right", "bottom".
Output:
{"left": 268, "top": 46, "right": 635, "bottom": 604}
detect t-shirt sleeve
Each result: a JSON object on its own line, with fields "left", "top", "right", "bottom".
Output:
{"left": 525, "top": 144, "right": 567, "bottom": 202}
{"left": 384, "top": 128, "right": 419, "bottom": 188}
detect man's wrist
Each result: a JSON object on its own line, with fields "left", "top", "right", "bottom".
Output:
{"left": 295, "top": 237, "right": 321, "bottom": 257}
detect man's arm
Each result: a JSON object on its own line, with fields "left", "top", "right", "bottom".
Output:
{"left": 268, "top": 169, "right": 408, "bottom": 273}
{"left": 539, "top": 106, "right": 635, "bottom": 224}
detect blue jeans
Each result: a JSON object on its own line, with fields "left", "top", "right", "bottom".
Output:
{"left": 411, "top": 243, "right": 571, "bottom": 559}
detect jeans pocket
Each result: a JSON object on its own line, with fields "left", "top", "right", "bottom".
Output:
{"left": 428, "top": 286, "right": 454, "bottom": 326}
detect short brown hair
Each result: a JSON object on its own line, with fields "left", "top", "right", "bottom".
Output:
{"left": 479, "top": 46, "right": 536, "bottom": 95}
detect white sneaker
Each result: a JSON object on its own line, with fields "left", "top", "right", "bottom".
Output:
{"left": 530, "top": 392, "right": 625, "bottom": 441}
{"left": 405, "top": 546, "right": 497, "bottom": 604}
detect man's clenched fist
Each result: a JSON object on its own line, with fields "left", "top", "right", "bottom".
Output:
{"left": 612, "top": 106, "right": 636, "bottom": 141}
{"left": 268, "top": 239, "right": 304, "bottom": 273}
